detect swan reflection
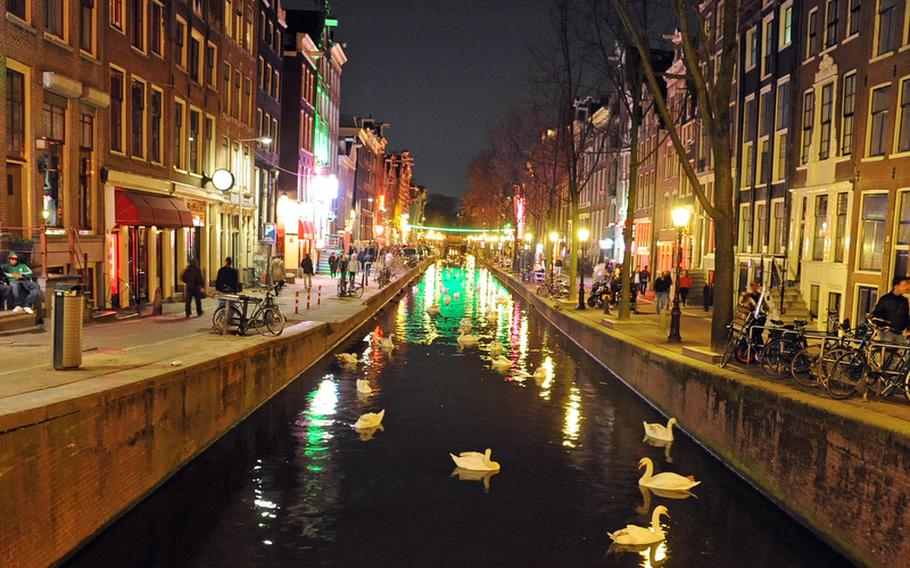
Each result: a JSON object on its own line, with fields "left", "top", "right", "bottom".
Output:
{"left": 642, "top": 436, "right": 675, "bottom": 463}
{"left": 637, "top": 484, "right": 697, "bottom": 515}
{"left": 356, "top": 424, "right": 384, "bottom": 442}
{"left": 451, "top": 467, "right": 499, "bottom": 492}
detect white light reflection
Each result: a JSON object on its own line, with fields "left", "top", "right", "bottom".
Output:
{"left": 562, "top": 385, "right": 582, "bottom": 447}
{"left": 538, "top": 355, "right": 554, "bottom": 400}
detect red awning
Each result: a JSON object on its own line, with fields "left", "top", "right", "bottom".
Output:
{"left": 115, "top": 190, "right": 195, "bottom": 228}
{"left": 298, "top": 220, "right": 316, "bottom": 238}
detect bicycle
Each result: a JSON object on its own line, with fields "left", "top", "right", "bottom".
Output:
{"left": 720, "top": 309, "right": 766, "bottom": 368}
{"left": 212, "top": 284, "right": 285, "bottom": 336}
{"left": 536, "top": 273, "right": 569, "bottom": 299}
{"left": 337, "top": 277, "right": 365, "bottom": 299}
{"left": 759, "top": 319, "right": 809, "bottom": 379}
{"left": 788, "top": 316, "right": 871, "bottom": 388}
{"left": 827, "top": 317, "right": 910, "bottom": 400}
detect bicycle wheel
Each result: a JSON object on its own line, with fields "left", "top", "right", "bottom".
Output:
{"left": 536, "top": 285, "right": 550, "bottom": 298}
{"left": 337, "top": 281, "right": 346, "bottom": 297}
{"left": 256, "top": 307, "right": 285, "bottom": 336}
{"left": 720, "top": 329, "right": 738, "bottom": 368}
{"left": 212, "top": 305, "right": 241, "bottom": 334}
{"left": 790, "top": 345, "right": 820, "bottom": 387}
{"left": 826, "top": 350, "right": 864, "bottom": 399}
{"left": 353, "top": 285, "right": 365, "bottom": 299}
{"left": 760, "top": 340, "right": 784, "bottom": 378}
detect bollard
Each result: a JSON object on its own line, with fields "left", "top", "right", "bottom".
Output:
{"left": 317, "top": 285, "right": 322, "bottom": 306}
{"left": 295, "top": 290, "right": 300, "bottom": 314}
{"left": 307, "top": 288, "right": 312, "bottom": 310}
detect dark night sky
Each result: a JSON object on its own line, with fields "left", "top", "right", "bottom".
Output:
{"left": 286, "top": 0, "right": 553, "bottom": 198}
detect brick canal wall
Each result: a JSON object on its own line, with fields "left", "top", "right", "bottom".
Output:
{"left": 489, "top": 264, "right": 909, "bottom": 568}
{"left": 0, "top": 263, "right": 428, "bottom": 568}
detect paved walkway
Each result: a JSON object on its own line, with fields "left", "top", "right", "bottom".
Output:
{"left": 495, "top": 267, "right": 910, "bottom": 428}
{"left": 0, "top": 269, "right": 408, "bottom": 403}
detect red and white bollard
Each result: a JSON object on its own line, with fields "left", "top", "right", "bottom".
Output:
{"left": 295, "top": 290, "right": 300, "bottom": 314}
{"left": 317, "top": 285, "right": 322, "bottom": 306}
{"left": 306, "top": 288, "right": 312, "bottom": 310}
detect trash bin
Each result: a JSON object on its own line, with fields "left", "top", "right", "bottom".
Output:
{"left": 53, "top": 283, "right": 84, "bottom": 370}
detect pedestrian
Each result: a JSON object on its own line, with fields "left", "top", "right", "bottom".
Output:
{"left": 348, "top": 253, "right": 361, "bottom": 288}
{"left": 654, "top": 271, "right": 672, "bottom": 314}
{"left": 679, "top": 270, "right": 692, "bottom": 307}
{"left": 301, "top": 253, "right": 314, "bottom": 291}
{"left": 639, "top": 266, "right": 650, "bottom": 295}
{"left": 180, "top": 258, "right": 205, "bottom": 317}
{"left": 872, "top": 275, "right": 910, "bottom": 344}
{"left": 215, "top": 257, "right": 241, "bottom": 293}
{"left": 328, "top": 252, "right": 338, "bottom": 278}
{"left": 270, "top": 256, "right": 285, "bottom": 294}
{"left": 359, "top": 248, "right": 370, "bottom": 288}
{"left": 703, "top": 282, "right": 712, "bottom": 311}
{"left": 2, "top": 253, "right": 38, "bottom": 314}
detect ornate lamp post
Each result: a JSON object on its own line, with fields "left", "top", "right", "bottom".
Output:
{"left": 576, "top": 227, "right": 590, "bottom": 310}
{"left": 667, "top": 207, "right": 691, "bottom": 342}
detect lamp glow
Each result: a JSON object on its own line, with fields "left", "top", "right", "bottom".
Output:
{"left": 210, "top": 168, "right": 235, "bottom": 191}
{"left": 549, "top": 231, "right": 559, "bottom": 243}
{"left": 524, "top": 232, "right": 533, "bottom": 243}
{"left": 577, "top": 228, "right": 590, "bottom": 242}
{"left": 671, "top": 207, "right": 692, "bottom": 228}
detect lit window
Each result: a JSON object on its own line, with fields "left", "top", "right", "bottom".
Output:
{"left": 858, "top": 193, "right": 887, "bottom": 271}
{"left": 841, "top": 73, "right": 856, "bottom": 155}
{"left": 868, "top": 85, "right": 891, "bottom": 157}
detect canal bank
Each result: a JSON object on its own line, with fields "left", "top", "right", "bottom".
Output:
{"left": 0, "top": 261, "right": 430, "bottom": 568}
{"left": 486, "top": 262, "right": 909, "bottom": 568}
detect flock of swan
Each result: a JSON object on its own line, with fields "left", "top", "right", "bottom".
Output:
{"left": 339, "top": 278, "right": 698, "bottom": 551}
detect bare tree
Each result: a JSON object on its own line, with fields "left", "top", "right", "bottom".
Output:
{"left": 612, "top": 0, "right": 739, "bottom": 349}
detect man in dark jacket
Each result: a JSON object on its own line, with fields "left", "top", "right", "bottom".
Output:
{"left": 301, "top": 254, "right": 314, "bottom": 290}
{"left": 872, "top": 275, "right": 910, "bottom": 344}
{"left": 215, "top": 257, "right": 240, "bottom": 294}
{"left": 181, "top": 259, "right": 205, "bottom": 317}
{"left": 328, "top": 252, "right": 338, "bottom": 278}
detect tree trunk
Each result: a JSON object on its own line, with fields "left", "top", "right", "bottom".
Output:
{"left": 617, "top": 51, "right": 642, "bottom": 320}
{"left": 710, "top": 152, "right": 735, "bottom": 351}
{"left": 568, "top": 190, "right": 579, "bottom": 303}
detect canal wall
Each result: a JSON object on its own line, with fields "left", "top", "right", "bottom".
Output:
{"left": 0, "top": 262, "right": 429, "bottom": 568}
{"left": 489, "top": 264, "right": 909, "bottom": 568}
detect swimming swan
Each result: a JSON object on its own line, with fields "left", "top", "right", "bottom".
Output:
{"left": 336, "top": 353, "right": 358, "bottom": 365}
{"left": 354, "top": 409, "right": 385, "bottom": 429}
{"left": 356, "top": 379, "right": 372, "bottom": 395}
{"left": 457, "top": 333, "right": 479, "bottom": 347}
{"left": 637, "top": 457, "right": 701, "bottom": 491}
{"left": 643, "top": 417, "right": 677, "bottom": 443}
{"left": 608, "top": 505, "right": 669, "bottom": 546}
{"left": 449, "top": 448, "right": 500, "bottom": 472}
{"left": 491, "top": 355, "right": 513, "bottom": 371}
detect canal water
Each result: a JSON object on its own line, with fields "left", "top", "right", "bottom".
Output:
{"left": 68, "top": 259, "right": 851, "bottom": 567}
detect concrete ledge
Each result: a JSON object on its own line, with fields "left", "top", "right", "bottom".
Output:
{"left": 681, "top": 345, "right": 723, "bottom": 364}
{"left": 600, "top": 316, "right": 636, "bottom": 328}
{"left": 486, "top": 261, "right": 905, "bottom": 568}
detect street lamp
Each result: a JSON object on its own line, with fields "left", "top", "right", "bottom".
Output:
{"left": 668, "top": 207, "right": 691, "bottom": 342}
{"left": 577, "top": 227, "right": 590, "bottom": 310}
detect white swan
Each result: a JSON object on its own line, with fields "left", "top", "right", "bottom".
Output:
{"left": 457, "top": 333, "right": 479, "bottom": 347}
{"left": 491, "top": 355, "right": 512, "bottom": 371}
{"left": 453, "top": 292, "right": 461, "bottom": 300}
{"left": 357, "top": 424, "right": 383, "bottom": 441}
{"left": 533, "top": 366, "right": 548, "bottom": 379}
{"left": 356, "top": 379, "right": 372, "bottom": 395}
{"left": 354, "top": 409, "right": 385, "bottom": 429}
{"left": 449, "top": 448, "right": 501, "bottom": 471}
{"left": 458, "top": 318, "right": 472, "bottom": 333}
{"left": 426, "top": 304, "right": 441, "bottom": 316}
{"left": 336, "top": 353, "right": 358, "bottom": 365}
{"left": 608, "top": 505, "right": 669, "bottom": 546}
{"left": 637, "top": 457, "right": 701, "bottom": 491}
{"left": 643, "top": 417, "right": 677, "bottom": 443}
{"left": 380, "top": 336, "right": 395, "bottom": 351}
{"left": 488, "top": 341, "right": 504, "bottom": 356}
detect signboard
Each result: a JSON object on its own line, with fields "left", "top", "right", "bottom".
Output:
{"left": 262, "top": 222, "right": 277, "bottom": 245}
{"left": 327, "top": 211, "right": 337, "bottom": 222}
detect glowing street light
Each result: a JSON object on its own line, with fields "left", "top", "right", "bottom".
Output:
{"left": 668, "top": 206, "right": 692, "bottom": 343}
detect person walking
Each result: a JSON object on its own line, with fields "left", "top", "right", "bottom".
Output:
{"left": 328, "top": 252, "right": 338, "bottom": 278}
{"left": 181, "top": 259, "right": 205, "bottom": 317}
{"left": 215, "top": 257, "right": 240, "bottom": 294}
{"left": 270, "top": 256, "right": 285, "bottom": 294}
{"left": 300, "top": 254, "right": 314, "bottom": 291}
{"left": 653, "top": 271, "right": 672, "bottom": 314}
{"left": 639, "top": 266, "right": 650, "bottom": 295}
{"left": 347, "top": 253, "right": 361, "bottom": 288}
{"left": 678, "top": 270, "right": 693, "bottom": 307}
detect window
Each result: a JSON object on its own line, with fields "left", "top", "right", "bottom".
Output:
{"left": 776, "top": 81, "right": 791, "bottom": 131}
{"left": 868, "top": 85, "right": 891, "bottom": 157}
{"left": 80, "top": 0, "right": 96, "bottom": 53}
{"left": 828, "top": 292, "right": 842, "bottom": 319}
{"left": 6, "top": 69, "right": 25, "bottom": 160}
{"left": 755, "top": 202, "right": 767, "bottom": 252}
{"left": 78, "top": 109, "right": 94, "bottom": 230}
{"left": 842, "top": 72, "right": 856, "bottom": 155}
{"left": 204, "top": 116, "right": 215, "bottom": 174}
{"left": 774, "top": 131, "right": 787, "bottom": 181}
{"left": 222, "top": 63, "right": 231, "bottom": 113}
{"left": 834, "top": 192, "right": 848, "bottom": 262}
{"left": 234, "top": 7, "right": 243, "bottom": 43}
{"left": 42, "top": 94, "right": 66, "bottom": 227}
{"left": 894, "top": 193, "right": 910, "bottom": 278}
{"left": 149, "top": 88, "right": 162, "bottom": 164}
{"left": 129, "top": 0, "right": 144, "bottom": 50}
{"left": 150, "top": 1, "right": 164, "bottom": 56}
{"left": 739, "top": 203, "right": 753, "bottom": 250}
{"left": 801, "top": 90, "right": 814, "bottom": 164}
{"left": 876, "top": 0, "right": 899, "bottom": 55}
{"left": 189, "top": 30, "right": 202, "bottom": 83}
{"left": 174, "top": 100, "right": 185, "bottom": 170}
{"left": 258, "top": 57, "right": 264, "bottom": 89}
{"left": 781, "top": 2, "right": 793, "bottom": 47}
{"left": 271, "top": 118, "right": 278, "bottom": 153}
{"left": 245, "top": 78, "right": 253, "bottom": 124}
{"left": 806, "top": 8, "right": 819, "bottom": 58}
{"left": 825, "top": 0, "right": 839, "bottom": 47}
{"left": 7, "top": 0, "right": 27, "bottom": 21}
{"left": 848, "top": 0, "right": 861, "bottom": 35}
{"left": 771, "top": 200, "right": 786, "bottom": 254}
{"left": 813, "top": 195, "right": 828, "bottom": 260}
{"left": 188, "top": 108, "right": 200, "bottom": 174}
{"left": 245, "top": 8, "right": 253, "bottom": 52}
{"left": 810, "top": 285, "right": 820, "bottom": 319}
{"left": 856, "top": 286, "right": 879, "bottom": 320}
{"left": 898, "top": 78, "right": 910, "bottom": 152}
{"left": 110, "top": 69, "right": 125, "bottom": 153}
{"left": 264, "top": 63, "right": 272, "bottom": 95}
{"left": 746, "top": 27, "right": 758, "bottom": 69}
{"left": 205, "top": 42, "right": 217, "bottom": 88}
{"left": 175, "top": 17, "right": 187, "bottom": 68}
{"left": 272, "top": 70, "right": 280, "bottom": 101}
{"left": 233, "top": 70, "right": 241, "bottom": 118}
{"left": 130, "top": 78, "right": 145, "bottom": 158}
{"left": 46, "top": 0, "right": 64, "bottom": 37}
{"left": 224, "top": 0, "right": 233, "bottom": 37}
{"left": 110, "top": 0, "right": 123, "bottom": 30}
{"left": 819, "top": 83, "right": 834, "bottom": 160}
{"left": 762, "top": 18, "right": 774, "bottom": 76}
{"left": 716, "top": 3, "right": 725, "bottom": 38}
{"left": 859, "top": 193, "right": 887, "bottom": 271}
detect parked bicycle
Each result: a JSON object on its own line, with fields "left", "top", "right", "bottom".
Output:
{"left": 536, "top": 273, "right": 569, "bottom": 299}
{"left": 212, "top": 284, "right": 285, "bottom": 336}
{"left": 759, "top": 319, "right": 809, "bottom": 379}
{"left": 338, "top": 277, "right": 365, "bottom": 299}
{"left": 826, "top": 316, "right": 910, "bottom": 400}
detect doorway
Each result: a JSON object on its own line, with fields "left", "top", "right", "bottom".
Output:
{"left": 6, "top": 163, "right": 24, "bottom": 231}
{"left": 128, "top": 227, "right": 149, "bottom": 305}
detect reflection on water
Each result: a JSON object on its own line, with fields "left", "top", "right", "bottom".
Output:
{"left": 68, "top": 259, "right": 851, "bottom": 568}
